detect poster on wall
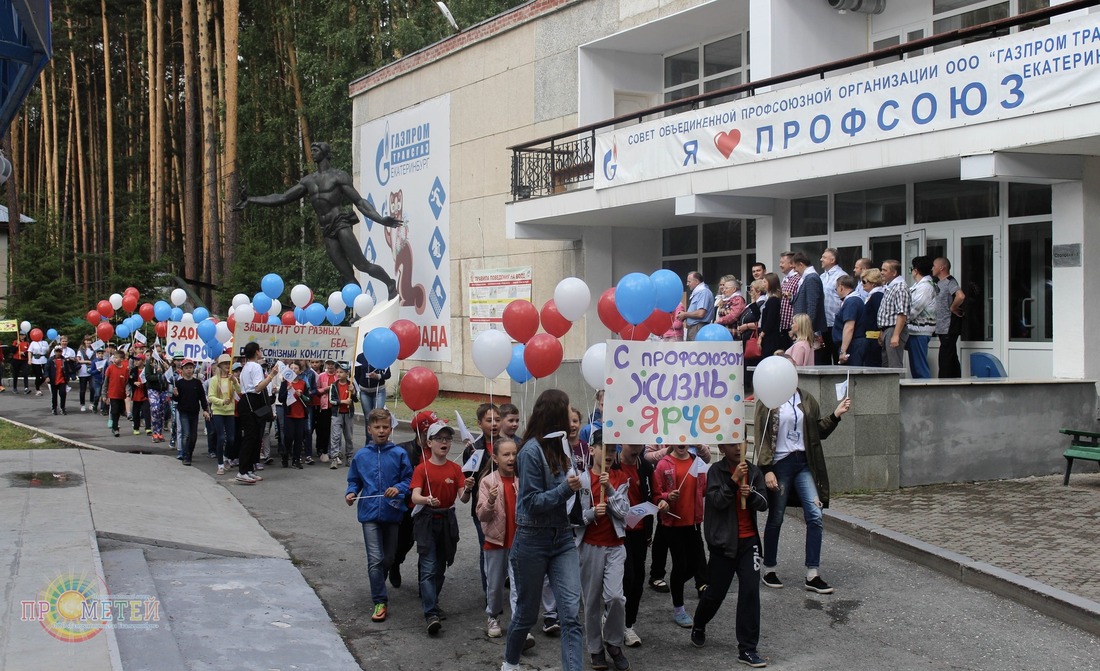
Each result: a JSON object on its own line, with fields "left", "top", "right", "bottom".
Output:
{"left": 359, "top": 94, "right": 451, "bottom": 362}
{"left": 603, "top": 341, "right": 745, "bottom": 446}
{"left": 468, "top": 266, "right": 533, "bottom": 340}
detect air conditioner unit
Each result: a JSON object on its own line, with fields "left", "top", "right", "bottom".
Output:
{"left": 828, "top": 0, "right": 886, "bottom": 14}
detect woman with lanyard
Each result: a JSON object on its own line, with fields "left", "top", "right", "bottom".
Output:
{"left": 753, "top": 374, "right": 850, "bottom": 594}
{"left": 237, "top": 342, "right": 279, "bottom": 484}
{"left": 502, "top": 389, "right": 584, "bottom": 671}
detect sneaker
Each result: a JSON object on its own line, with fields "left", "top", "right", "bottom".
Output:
{"left": 217, "top": 466, "right": 225, "bottom": 475}
{"left": 112, "top": 430, "right": 120, "bottom": 437}
{"left": 672, "top": 607, "right": 693, "bottom": 628}
{"left": 304, "top": 456, "right": 314, "bottom": 465}
{"left": 542, "top": 617, "right": 560, "bottom": 636}
{"left": 623, "top": 626, "right": 641, "bottom": 647}
{"left": 690, "top": 627, "right": 706, "bottom": 648}
{"left": 761, "top": 572, "right": 783, "bottom": 589}
{"left": 330, "top": 460, "right": 338, "bottom": 470}
{"left": 80, "top": 405, "right": 86, "bottom": 412}
{"left": 247, "top": 471, "right": 263, "bottom": 482}
{"left": 389, "top": 565, "right": 402, "bottom": 588}
{"left": 524, "top": 633, "right": 536, "bottom": 650}
{"left": 487, "top": 616, "right": 502, "bottom": 638}
{"left": 234, "top": 473, "right": 256, "bottom": 485}
{"left": 426, "top": 615, "right": 442, "bottom": 635}
{"left": 335, "top": 456, "right": 343, "bottom": 467}
{"left": 133, "top": 430, "right": 140, "bottom": 435}
{"left": 255, "top": 463, "right": 265, "bottom": 471}
{"left": 319, "top": 453, "right": 329, "bottom": 463}
{"left": 737, "top": 651, "right": 767, "bottom": 668}
{"left": 804, "top": 576, "right": 834, "bottom": 594}
{"left": 36, "top": 390, "right": 42, "bottom": 396}
{"left": 607, "top": 645, "right": 629, "bottom": 671}
{"left": 590, "top": 651, "right": 609, "bottom": 671}
{"left": 371, "top": 603, "right": 387, "bottom": 622}
{"left": 229, "top": 459, "right": 239, "bottom": 467}
{"left": 60, "top": 408, "right": 67, "bottom": 415}
{"left": 648, "top": 578, "right": 670, "bottom": 593}
{"left": 182, "top": 459, "right": 191, "bottom": 466}
{"left": 146, "top": 429, "right": 153, "bottom": 435}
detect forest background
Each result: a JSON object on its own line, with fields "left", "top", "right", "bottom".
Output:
{"left": 3, "top": 0, "right": 521, "bottom": 331}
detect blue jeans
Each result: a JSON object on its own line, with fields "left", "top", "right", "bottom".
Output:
{"left": 505, "top": 526, "right": 584, "bottom": 670}
{"left": 907, "top": 334, "right": 931, "bottom": 379}
{"left": 210, "top": 415, "right": 235, "bottom": 466}
{"left": 359, "top": 387, "right": 386, "bottom": 417}
{"left": 178, "top": 411, "right": 199, "bottom": 460}
{"left": 418, "top": 517, "right": 448, "bottom": 619}
{"left": 361, "top": 522, "right": 399, "bottom": 605}
{"left": 763, "top": 451, "right": 824, "bottom": 569}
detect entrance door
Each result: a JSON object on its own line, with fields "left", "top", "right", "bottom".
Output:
{"left": 956, "top": 225, "right": 1001, "bottom": 375}
{"left": 902, "top": 230, "right": 926, "bottom": 284}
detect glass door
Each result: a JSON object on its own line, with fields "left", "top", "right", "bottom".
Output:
{"left": 956, "top": 225, "right": 1001, "bottom": 373}
{"left": 902, "top": 229, "right": 926, "bottom": 284}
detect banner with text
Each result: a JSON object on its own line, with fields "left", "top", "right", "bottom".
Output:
{"left": 468, "top": 266, "right": 533, "bottom": 339}
{"left": 596, "top": 13, "right": 1100, "bottom": 188}
{"left": 165, "top": 321, "right": 210, "bottom": 361}
{"left": 233, "top": 322, "right": 358, "bottom": 363}
{"left": 603, "top": 341, "right": 745, "bottom": 446}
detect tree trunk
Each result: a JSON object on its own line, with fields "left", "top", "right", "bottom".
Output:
{"left": 181, "top": 0, "right": 200, "bottom": 286}
{"left": 154, "top": 0, "right": 166, "bottom": 260}
{"left": 100, "top": 0, "right": 116, "bottom": 275}
{"left": 66, "top": 17, "right": 88, "bottom": 291}
{"left": 223, "top": 0, "right": 240, "bottom": 283}
{"left": 196, "top": 0, "right": 217, "bottom": 295}
{"left": 284, "top": 17, "right": 313, "bottom": 165}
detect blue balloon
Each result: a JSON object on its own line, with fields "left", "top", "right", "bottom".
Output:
{"left": 695, "top": 323, "right": 734, "bottom": 342}
{"left": 154, "top": 300, "right": 172, "bottom": 321}
{"left": 204, "top": 340, "right": 224, "bottom": 359}
{"left": 170, "top": 307, "right": 183, "bottom": 322}
{"left": 363, "top": 327, "right": 399, "bottom": 369}
{"left": 261, "top": 273, "right": 284, "bottom": 300}
{"left": 305, "top": 303, "right": 326, "bottom": 327}
{"left": 614, "top": 273, "right": 657, "bottom": 326}
{"left": 193, "top": 307, "right": 210, "bottom": 322}
{"left": 341, "top": 283, "right": 361, "bottom": 310}
{"left": 267, "top": 314, "right": 281, "bottom": 325}
{"left": 507, "top": 344, "right": 532, "bottom": 384}
{"left": 651, "top": 269, "right": 684, "bottom": 313}
{"left": 197, "top": 319, "right": 217, "bottom": 343}
{"left": 130, "top": 316, "right": 144, "bottom": 331}
{"left": 294, "top": 307, "right": 304, "bottom": 324}
{"left": 116, "top": 324, "right": 131, "bottom": 339}
{"left": 252, "top": 292, "right": 272, "bottom": 314}
{"left": 46, "top": 328, "right": 58, "bottom": 340}
{"left": 326, "top": 308, "right": 345, "bottom": 325}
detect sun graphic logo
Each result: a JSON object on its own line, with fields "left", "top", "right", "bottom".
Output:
{"left": 23, "top": 573, "right": 108, "bottom": 643}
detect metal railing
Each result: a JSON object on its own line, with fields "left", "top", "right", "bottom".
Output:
{"left": 509, "top": 0, "right": 1099, "bottom": 200}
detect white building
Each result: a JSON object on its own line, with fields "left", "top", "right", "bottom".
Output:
{"left": 350, "top": 0, "right": 1100, "bottom": 392}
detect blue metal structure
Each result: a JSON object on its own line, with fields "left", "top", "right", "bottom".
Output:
{"left": 0, "top": 0, "right": 51, "bottom": 138}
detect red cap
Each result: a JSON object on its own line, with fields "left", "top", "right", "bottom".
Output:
{"left": 411, "top": 410, "right": 439, "bottom": 438}
{"left": 133, "top": 353, "right": 146, "bottom": 361}
{"left": 181, "top": 358, "right": 196, "bottom": 367}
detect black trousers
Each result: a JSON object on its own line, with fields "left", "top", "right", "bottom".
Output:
{"left": 109, "top": 398, "right": 126, "bottom": 431}
{"left": 312, "top": 406, "right": 331, "bottom": 456}
{"left": 693, "top": 539, "right": 761, "bottom": 653}
{"left": 239, "top": 405, "right": 264, "bottom": 475}
{"left": 49, "top": 381, "right": 67, "bottom": 411}
{"left": 623, "top": 527, "right": 650, "bottom": 627}
{"left": 938, "top": 334, "right": 962, "bottom": 378}
{"left": 649, "top": 523, "right": 669, "bottom": 582}
{"left": 666, "top": 524, "right": 707, "bottom": 608}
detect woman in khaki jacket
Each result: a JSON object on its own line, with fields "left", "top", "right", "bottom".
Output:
{"left": 753, "top": 386, "right": 850, "bottom": 595}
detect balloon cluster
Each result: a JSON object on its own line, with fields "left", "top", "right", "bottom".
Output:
{"left": 470, "top": 277, "right": 591, "bottom": 385}
{"left": 82, "top": 287, "right": 154, "bottom": 342}
{"left": 361, "top": 318, "right": 439, "bottom": 412}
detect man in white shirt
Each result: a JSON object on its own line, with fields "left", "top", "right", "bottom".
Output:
{"left": 28, "top": 337, "right": 50, "bottom": 396}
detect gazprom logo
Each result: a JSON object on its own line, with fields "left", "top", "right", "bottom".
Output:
{"left": 375, "top": 121, "right": 391, "bottom": 186}
{"left": 602, "top": 142, "right": 617, "bottom": 181}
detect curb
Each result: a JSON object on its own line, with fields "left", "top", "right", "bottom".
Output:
{"left": 824, "top": 509, "right": 1100, "bottom": 637}
{"left": 0, "top": 416, "right": 109, "bottom": 451}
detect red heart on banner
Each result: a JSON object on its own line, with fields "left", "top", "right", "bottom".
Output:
{"left": 714, "top": 129, "right": 741, "bottom": 159}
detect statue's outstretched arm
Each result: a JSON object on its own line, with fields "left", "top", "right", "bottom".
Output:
{"left": 344, "top": 182, "right": 401, "bottom": 228}
{"left": 233, "top": 182, "right": 308, "bottom": 211}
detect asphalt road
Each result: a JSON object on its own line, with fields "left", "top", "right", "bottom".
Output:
{"left": 3, "top": 392, "right": 1098, "bottom": 670}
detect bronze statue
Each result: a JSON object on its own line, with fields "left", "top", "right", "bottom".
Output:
{"left": 235, "top": 141, "right": 400, "bottom": 300}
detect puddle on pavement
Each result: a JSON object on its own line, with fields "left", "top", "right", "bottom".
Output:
{"left": 805, "top": 598, "right": 862, "bottom": 627}
{"left": 3, "top": 471, "right": 84, "bottom": 488}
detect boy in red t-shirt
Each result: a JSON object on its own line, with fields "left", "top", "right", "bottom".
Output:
{"left": 410, "top": 421, "right": 473, "bottom": 636}
{"left": 105, "top": 352, "right": 130, "bottom": 437}
{"left": 653, "top": 443, "right": 708, "bottom": 628}
{"left": 280, "top": 361, "right": 309, "bottom": 468}
{"left": 328, "top": 363, "right": 359, "bottom": 467}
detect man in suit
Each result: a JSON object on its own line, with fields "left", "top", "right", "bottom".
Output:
{"left": 790, "top": 252, "right": 828, "bottom": 364}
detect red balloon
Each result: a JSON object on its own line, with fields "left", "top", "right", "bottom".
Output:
{"left": 86, "top": 310, "right": 102, "bottom": 327}
{"left": 391, "top": 319, "right": 421, "bottom": 360}
{"left": 643, "top": 309, "right": 672, "bottom": 336}
{"left": 502, "top": 300, "right": 539, "bottom": 344}
{"left": 253, "top": 311, "right": 267, "bottom": 323}
{"left": 618, "top": 324, "right": 651, "bottom": 341}
{"left": 97, "top": 300, "right": 115, "bottom": 319}
{"left": 138, "top": 302, "right": 155, "bottom": 322}
{"left": 154, "top": 321, "right": 167, "bottom": 339}
{"left": 28, "top": 328, "right": 43, "bottom": 342}
{"left": 524, "top": 333, "right": 564, "bottom": 379}
{"left": 124, "top": 286, "right": 140, "bottom": 296}
{"left": 539, "top": 300, "right": 572, "bottom": 338}
{"left": 121, "top": 294, "right": 138, "bottom": 313}
{"left": 227, "top": 315, "right": 237, "bottom": 333}
{"left": 598, "top": 288, "right": 628, "bottom": 333}
{"left": 96, "top": 322, "right": 114, "bottom": 342}
{"left": 400, "top": 366, "right": 439, "bottom": 411}
{"left": 281, "top": 311, "right": 296, "bottom": 326}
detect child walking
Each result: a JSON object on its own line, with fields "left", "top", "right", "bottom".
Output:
{"left": 410, "top": 421, "right": 473, "bottom": 635}
{"left": 653, "top": 443, "right": 708, "bottom": 628}
{"left": 346, "top": 408, "right": 413, "bottom": 623}
{"left": 328, "top": 363, "right": 359, "bottom": 467}
{"left": 690, "top": 442, "right": 769, "bottom": 668}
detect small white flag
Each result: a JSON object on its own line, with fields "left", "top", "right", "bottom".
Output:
{"left": 134, "top": 331, "right": 147, "bottom": 344}
{"left": 276, "top": 360, "right": 296, "bottom": 382}
{"left": 836, "top": 371, "right": 850, "bottom": 401}
{"left": 455, "top": 411, "right": 475, "bottom": 444}
{"left": 624, "top": 501, "right": 660, "bottom": 528}
{"left": 461, "top": 450, "right": 483, "bottom": 474}
{"left": 544, "top": 431, "right": 574, "bottom": 475}
{"left": 689, "top": 456, "right": 710, "bottom": 477}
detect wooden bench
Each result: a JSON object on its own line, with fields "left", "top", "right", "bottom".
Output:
{"left": 1059, "top": 428, "right": 1100, "bottom": 485}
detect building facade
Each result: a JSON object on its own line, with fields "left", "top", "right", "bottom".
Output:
{"left": 350, "top": 0, "right": 1100, "bottom": 391}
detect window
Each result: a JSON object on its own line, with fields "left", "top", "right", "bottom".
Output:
{"left": 1008, "top": 221, "right": 1052, "bottom": 342}
{"left": 663, "top": 32, "right": 750, "bottom": 112}
{"left": 835, "top": 186, "right": 907, "bottom": 232}
{"left": 661, "top": 220, "right": 757, "bottom": 295}
{"left": 872, "top": 28, "right": 927, "bottom": 65}
{"left": 932, "top": 0, "right": 1048, "bottom": 50}
{"left": 1008, "top": 183, "right": 1051, "bottom": 217}
{"left": 791, "top": 195, "right": 828, "bottom": 238}
{"left": 914, "top": 179, "right": 998, "bottom": 223}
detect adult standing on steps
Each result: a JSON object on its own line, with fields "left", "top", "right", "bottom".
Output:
{"left": 753, "top": 384, "right": 850, "bottom": 595}
{"left": 238, "top": 342, "right": 279, "bottom": 485}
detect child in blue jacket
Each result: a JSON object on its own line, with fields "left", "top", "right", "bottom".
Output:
{"left": 345, "top": 407, "right": 413, "bottom": 623}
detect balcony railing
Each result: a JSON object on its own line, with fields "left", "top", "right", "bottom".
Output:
{"left": 509, "top": 0, "right": 1098, "bottom": 201}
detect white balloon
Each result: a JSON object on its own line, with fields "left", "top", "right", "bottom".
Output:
{"left": 180, "top": 312, "right": 196, "bottom": 325}
{"left": 472, "top": 329, "right": 512, "bottom": 379}
{"left": 20, "top": 320, "right": 30, "bottom": 333}
{"left": 290, "top": 284, "right": 312, "bottom": 309}
{"left": 553, "top": 277, "right": 591, "bottom": 321}
{"left": 170, "top": 288, "right": 187, "bottom": 306}
{"left": 235, "top": 304, "right": 255, "bottom": 324}
{"left": 353, "top": 293, "right": 375, "bottom": 317}
{"left": 227, "top": 306, "right": 236, "bottom": 319}
{"left": 110, "top": 293, "right": 124, "bottom": 309}
{"left": 215, "top": 321, "right": 232, "bottom": 344}
{"left": 753, "top": 356, "right": 800, "bottom": 408}
{"left": 232, "top": 293, "right": 250, "bottom": 308}
{"left": 580, "top": 343, "right": 608, "bottom": 390}
{"left": 269, "top": 299, "right": 282, "bottom": 316}
{"left": 328, "top": 291, "right": 346, "bottom": 312}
